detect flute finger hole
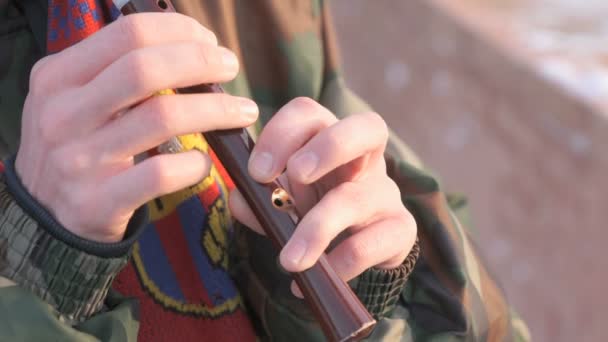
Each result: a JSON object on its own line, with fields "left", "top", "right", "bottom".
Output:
{"left": 272, "top": 188, "right": 294, "bottom": 211}
{"left": 157, "top": 0, "right": 168, "bottom": 10}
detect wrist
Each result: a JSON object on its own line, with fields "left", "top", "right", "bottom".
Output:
{"left": 14, "top": 153, "right": 130, "bottom": 244}
{"left": 0, "top": 169, "right": 147, "bottom": 321}
{"left": 351, "top": 238, "right": 420, "bottom": 319}
{"left": 0, "top": 156, "right": 149, "bottom": 321}
{"left": 65, "top": 218, "right": 128, "bottom": 244}
{"left": 3, "top": 156, "right": 148, "bottom": 257}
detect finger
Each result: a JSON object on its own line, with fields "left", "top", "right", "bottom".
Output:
{"left": 290, "top": 281, "right": 304, "bottom": 299}
{"left": 327, "top": 216, "right": 417, "bottom": 282}
{"left": 229, "top": 172, "right": 293, "bottom": 235}
{"left": 248, "top": 97, "right": 337, "bottom": 183}
{"left": 77, "top": 42, "right": 239, "bottom": 130}
{"left": 34, "top": 13, "right": 217, "bottom": 92}
{"left": 279, "top": 179, "right": 398, "bottom": 272}
{"left": 228, "top": 189, "right": 264, "bottom": 235}
{"left": 87, "top": 94, "right": 258, "bottom": 161}
{"left": 286, "top": 112, "right": 388, "bottom": 184}
{"left": 101, "top": 150, "right": 211, "bottom": 215}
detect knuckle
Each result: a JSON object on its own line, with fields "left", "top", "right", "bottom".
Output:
{"left": 383, "top": 178, "right": 403, "bottom": 203}
{"left": 386, "top": 250, "right": 409, "bottom": 269}
{"left": 324, "top": 128, "right": 344, "bottom": 153}
{"left": 67, "top": 151, "right": 91, "bottom": 174}
{"left": 49, "top": 147, "right": 88, "bottom": 177}
{"left": 335, "top": 182, "right": 366, "bottom": 211}
{"left": 147, "top": 97, "right": 176, "bottom": 135}
{"left": 289, "top": 97, "right": 321, "bottom": 114}
{"left": 184, "top": 16, "right": 217, "bottom": 45}
{"left": 29, "top": 56, "right": 53, "bottom": 94}
{"left": 116, "top": 15, "right": 147, "bottom": 48}
{"left": 48, "top": 150, "right": 69, "bottom": 176}
{"left": 147, "top": 157, "right": 172, "bottom": 191}
{"left": 344, "top": 239, "right": 372, "bottom": 268}
{"left": 278, "top": 97, "right": 334, "bottom": 129}
{"left": 194, "top": 43, "right": 215, "bottom": 69}
{"left": 218, "top": 93, "right": 237, "bottom": 116}
{"left": 37, "top": 109, "right": 64, "bottom": 145}
{"left": 38, "top": 95, "right": 81, "bottom": 144}
{"left": 400, "top": 210, "right": 418, "bottom": 237}
{"left": 337, "top": 180, "right": 362, "bottom": 198}
{"left": 303, "top": 214, "right": 332, "bottom": 248}
{"left": 205, "top": 30, "right": 219, "bottom": 46}
{"left": 390, "top": 208, "right": 418, "bottom": 246}
{"left": 365, "top": 112, "right": 389, "bottom": 140}
{"left": 37, "top": 115, "right": 56, "bottom": 144}
{"left": 124, "top": 50, "right": 155, "bottom": 92}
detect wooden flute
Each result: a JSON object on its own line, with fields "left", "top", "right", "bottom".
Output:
{"left": 112, "top": 0, "right": 376, "bottom": 340}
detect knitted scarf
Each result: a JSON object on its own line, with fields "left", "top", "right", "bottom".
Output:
{"left": 47, "top": 1, "right": 257, "bottom": 340}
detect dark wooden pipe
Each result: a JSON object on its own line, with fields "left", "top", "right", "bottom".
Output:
{"left": 115, "top": 0, "right": 376, "bottom": 340}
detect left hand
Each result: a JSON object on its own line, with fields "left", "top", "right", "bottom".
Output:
{"left": 229, "top": 97, "right": 417, "bottom": 295}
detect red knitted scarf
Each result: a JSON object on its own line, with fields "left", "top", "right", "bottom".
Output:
{"left": 47, "top": 1, "right": 257, "bottom": 340}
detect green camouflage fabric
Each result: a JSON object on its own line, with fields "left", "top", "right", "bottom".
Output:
{"left": 0, "top": 174, "right": 129, "bottom": 323}
{"left": 0, "top": 0, "right": 531, "bottom": 341}
{"left": 0, "top": 0, "right": 41, "bottom": 157}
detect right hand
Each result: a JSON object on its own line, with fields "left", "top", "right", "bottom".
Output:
{"left": 15, "top": 13, "right": 258, "bottom": 243}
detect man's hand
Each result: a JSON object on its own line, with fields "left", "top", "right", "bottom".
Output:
{"left": 230, "top": 98, "right": 417, "bottom": 291}
{"left": 15, "top": 13, "right": 259, "bottom": 243}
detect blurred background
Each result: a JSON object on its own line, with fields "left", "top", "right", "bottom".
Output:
{"left": 330, "top": 1, "right": 608, "bottom": 341}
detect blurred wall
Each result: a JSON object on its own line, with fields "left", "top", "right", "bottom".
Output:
{"left": 330, "top": 1, "right": 608, "bottom": 341}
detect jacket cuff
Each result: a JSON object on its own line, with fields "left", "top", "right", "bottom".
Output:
{"left": 0, "top": 158, "right": 148, "bottom": 322}
{"left": 3, "top": 156, "right": 148, "bottom": 257}
{"left": 352, "top": 238, "right": 420, "bottom": 319}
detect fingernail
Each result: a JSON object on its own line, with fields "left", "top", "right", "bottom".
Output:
{"left": 282, "top": 239, "right": 307, "bottom": 270}
{"left": 221, "top": 48, "right": 239, "bottom": 70}
{"left": 291, "top": 281, "right": 304, "bottom": 299}
{"left": 239, "top": 98, "right": 259, "bottom": 121}
{"left": 249, "top": 151, "right": 274, "bottom": 179}
{"left": 290, "top": 151, "right": 318, "bottom": 181}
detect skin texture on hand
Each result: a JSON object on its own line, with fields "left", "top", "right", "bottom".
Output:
{"left": 15, "top": 12, "right": 416, "bottom": 287}
{"left": 15, "top": 13, "right": 259, "bottom": 243}
{"left": 229, "top": 98, "right": 418, "bottom": 293}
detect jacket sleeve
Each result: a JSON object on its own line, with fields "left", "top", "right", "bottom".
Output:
{"left": 0, "top": 159, "right": 146, "bottom": 341}
{"left": 315, "top": 2, "right": 531, "bottom": 341}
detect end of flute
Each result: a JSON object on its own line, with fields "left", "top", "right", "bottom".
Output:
{"left": 339, "top": 320, "right": 377, "bottom": 342}
{"left": 111, "top": 0, "right": 129, "bottom": 9}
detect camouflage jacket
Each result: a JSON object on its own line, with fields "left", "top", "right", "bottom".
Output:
{"left": 0, "top": 0, "right": 530, "bottom": 341}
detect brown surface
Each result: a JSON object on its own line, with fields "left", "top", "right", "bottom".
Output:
{"left": 205, "top": 128, "right": 376, "bottom": 342}
{"left": 330, "top": 1, "right": 608, "bottom": 341}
